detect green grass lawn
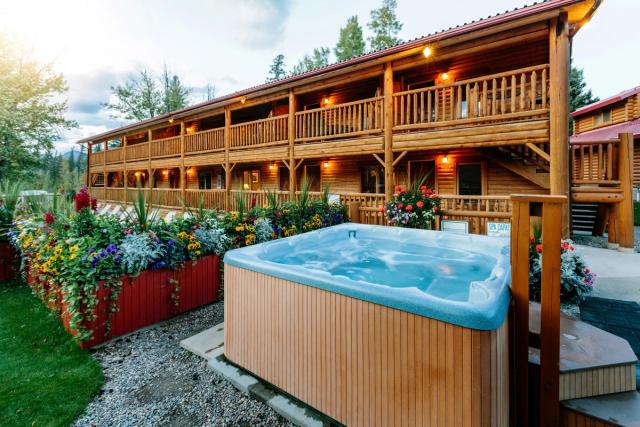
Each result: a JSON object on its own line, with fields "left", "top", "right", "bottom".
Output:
{"left": 0, "top": 280, "right": 103, "bottom": 427}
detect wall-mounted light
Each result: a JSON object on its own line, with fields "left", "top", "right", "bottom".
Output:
{"left": 169, "top": 118, "right": 174, "bottom": 124}
{"left": 441, "top": 72, "right": 449, "bottom": 81}
{"left": 323, "top": 98, "right": 330, "bottom": 105}
{"left": 240, "top": 96, "right": 247, "bottom": 104}
{"left": 441, "top": 155, "right": 449, "bottom": 164}
{"left": 323, "top": 161, "right": 329, "bottom": 168}
{"left": 163, "top": 169, "right": 169, "bottom": 176}
{"left": 135, "top": 172, "right": 141, "bottom": 177}
{"left": 422, "top": 46, "right": 432, "bottom": 58}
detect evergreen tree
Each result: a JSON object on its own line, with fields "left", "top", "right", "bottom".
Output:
{"left": 0, "top": 33, "right": 76, "bottom": 181}
{"left": 368, "top": 0, "right": 403, "bottom": 51}
{"left": 292, "top": 47, "right": 331, "bottom": 75}
{"left": 67, "top": 147, "right": 76, "bottom": 173}
{"left": 267, "top": 54, "right": 287, "bottom": 82}
{"left": 569, "top": 67, "right": 599, "bottom": 133}
{"left": 334, "top": 16, "right": 366, "bottom": 61}
{"left": 161, "top": 65, "right": 191, "bottom": 113}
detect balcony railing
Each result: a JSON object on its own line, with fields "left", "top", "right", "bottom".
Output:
{"left": 393, "top": 64, "right": 549, "bottom": 131}
{"left": 571, "top": 140, "right": 619, "bottom": 186}
{"left": 151, "top": 136, "right": 181, "bottom": 157}
{"left": 184, "top": 189, "right": 226, "bottom": 210}
{"left": 90, "top": 151, "right": 105, "bottom": 165}
{"left": 126, "top": 142, "right": 149, "bottom": 160}
{"left": 295, "top": 96, "right": 384, "bottom": 143}
{"left": 185, "top": 128, "right": 225, "bottom": 153}
{"left": 230, "top": 115, "right": 288, "bottom": 149}
{"left": 105, "top": 147, "right": 123, "bottom": 163}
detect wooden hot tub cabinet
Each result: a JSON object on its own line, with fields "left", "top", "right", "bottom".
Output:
{"left": 224, "top": 264, "right": 509, "bottom": 427}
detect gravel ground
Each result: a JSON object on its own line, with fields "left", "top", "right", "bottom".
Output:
{"left": 571, "top": 226, "right": 640, "bottom": 252}
{"left": 74, "top": 302, "right": 291, "bottom": 427}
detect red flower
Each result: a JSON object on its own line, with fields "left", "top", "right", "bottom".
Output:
{"left": 585, "top": 268, "right": 590, "bottom": 274}
{"left": 405, "top": 204, "right": 413, "bottom": 211}
{"left": 416, "top": 201, "right": 424, "bottom": 208}
{"left": 535, "top": 244, "right": 543, "bottom": 253}
{"left": 433, "top": 206, "right": 438, "bottom": 212}
{"left": 74, "top": 186, "right": 91, "bottom": 212}
{"left": 530, "top": 236, "right": 535, "bottom": 243}
{"left": 91, "top": 197, "right": 97, "bottom": 211}
{"left": 395, "top": 185, "right": 402, "bottom": 192}
{"left": 44, "top": 211, "right": 54, "bottom": 225}
{"left": 397, "top": 203, "right": 403, "bottom": 209}
{"left": 378, "top": 207, "right": 385, "bottom": 213}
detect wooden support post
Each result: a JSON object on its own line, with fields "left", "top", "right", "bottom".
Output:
{"left": 147, "top": 129, "right": 152, "bottom": 189}
{"left": 510, "top": 196, "right": 532, "bottom": 427}
{"left": 288, "top": 90, "right": 297, "bottom": 198}
{"left": 224, "top": 107, "right": 231, "bottom": 211}
{"left": 123, "top": 136, "right": 128, "bottom": 204}
{"left": 618, "top": 132, "right": 635, "bottom": 250}
{"left": 348, "top": 202, "right": 361, "bottom": 223}
{"left": 549, "top": 14, "right": 571, "bottom": 238}
{"left": 180, "top": 122, "right": 186, "bottom": 205}
{"left": 383, "top": 62, "right": 394, "bottom": 201}
{"left": 103, "top": 140, "right": 107, "bottom": 191}
{"left": 87, "top": 143, "right": 92, "bottom": 189}
{"left": 539, "top": 200, "right": 563, "bottom": 427}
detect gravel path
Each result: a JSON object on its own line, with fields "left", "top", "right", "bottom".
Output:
{"left": 74, "top": 302, "right": 291, "bottom": 427}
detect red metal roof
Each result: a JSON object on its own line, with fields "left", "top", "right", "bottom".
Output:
{"left": 570, "top": 118, "right": 640, "bottom": 143}
{"left": 571, "top": 86, "right": 640, "bottom": 118}
{"left": 77, "top": 0, "right": 594, "bottom": 144}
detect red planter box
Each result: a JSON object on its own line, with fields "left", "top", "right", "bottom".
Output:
{"left": 33, "top": 255, "right": 220, "bottom": 348}
{"left": 0, "top": 241, "right": 17, "bottom": 282}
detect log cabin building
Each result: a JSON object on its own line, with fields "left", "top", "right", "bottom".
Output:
{"left": 80, "top": 0, "right": 634, "bottom": 248}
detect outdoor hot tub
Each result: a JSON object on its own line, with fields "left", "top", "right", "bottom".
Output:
{"left": 224, "top": 223, "right": 511, "bottom": 426}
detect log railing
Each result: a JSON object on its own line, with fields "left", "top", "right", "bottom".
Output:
{"left": 126, "top": 142, "right": 149, "bottom": 160}
{"left": 230, "top": 115, "right": 288, "bottom": 149}
{"left": 437, "top": 195, "right": 511, "bottom": 234}
{"left": 183, "top": 189, "right": 226, "bottom": 210}
{"left": 295, "top": 96, "right": 384, "bottom": 143}
{"left": 152, "top": 188, "right": 182, "bottom": 207}
{"left": 105, "top": 148, "right": 123, "bottom": 164}
{"left": 393, "top": 64, "right": 549, "bottom": 131}
{"left": 510, "top": 194, "right": 565, "bottom": 426}
{"left": 185, "top": 128, "right": 225, "bottom": 153}
{"left": 151, "top": 136, "right": 181, "bottom": 157}
{"left": 91, "top": 151, "right": 105, "bottom": 165}
{"left": 92, "top": 187, "right": 105, "bottom": 200}
{"left": 104, "top": 187, "right": 125, "bottom": 202}
{"left": 571, "top": 140, "right": 619, "bottom": 185}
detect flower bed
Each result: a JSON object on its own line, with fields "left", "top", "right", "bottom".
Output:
{"left": 384, "top": 183, "right": 440, "bottom": 229}
{"left": 10, "top": 186, "right": 348, "bottom": 348}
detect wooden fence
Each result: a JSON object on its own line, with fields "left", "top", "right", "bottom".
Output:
{"left": 185, "top": 128, "right": 225, "bottom": 153}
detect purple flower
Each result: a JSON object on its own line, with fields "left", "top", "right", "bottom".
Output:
{"left": 106, "top": 243, "right": 117, "bottom": 254}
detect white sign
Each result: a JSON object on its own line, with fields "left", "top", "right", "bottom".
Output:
{"left": 441, "top": 220, "right": 469, "bottom": 234}
{"left": 487, "top": 222, "right": 511, "bottom": 237}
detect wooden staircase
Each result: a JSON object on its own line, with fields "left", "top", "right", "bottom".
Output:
{"left": 571, "top": 202, "right": 599, "bottom": 234}
{"left": 528, "top": 303, "right": 640, "bottom": 426}
{"left": 484, "top": 144, "right": 551, "bottom": 189}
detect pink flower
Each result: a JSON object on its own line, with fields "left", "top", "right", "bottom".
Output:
{"left": 416, "top": 201, "right": 424, "bottom": 208}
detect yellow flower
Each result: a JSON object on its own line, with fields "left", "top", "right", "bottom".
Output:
{"left": 195, "top": 250, "right": 201, "bottom": 256}
{"left": 69, "top": 253, "right": 78, "bottom": 260}
{"left": 69, "top": 245, "right": 79, "bottom": 253}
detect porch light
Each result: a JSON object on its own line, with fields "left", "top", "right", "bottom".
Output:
{"left": 135, "top": 172, "right": 141, "bottom": 177}
{"left": 240, "top": 96, "right": 247, "bottom": 104}
{"left": 323, "top": 98, "right": 330, "bottom": 105}
{"left": 441, "top": 72, "right": 449, "bottom": 81}
{"left": 269, "top": 163, "right": 274, "bottom": 170}
{"left": 163, "top": 169, "right": 168, "bottom": 176}
{"left": 169, "top": 118, "right": 174, "bottom": 123}
{"left": 422, "top": 46, "right": 432, "bottom": 58}
{"left": 323, "top": 161, "right": 329, "bottom": 168}
{"left": 441, "top": 155, "right": 449, "bottom": 164}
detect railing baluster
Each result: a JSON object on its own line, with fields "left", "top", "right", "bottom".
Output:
{"left": 511, "top": 75, "right": 517, "bottom": 113}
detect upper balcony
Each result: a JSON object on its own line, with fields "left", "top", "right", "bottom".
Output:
{"left": 89, "top": 64, "right": 550, "bottom": 168}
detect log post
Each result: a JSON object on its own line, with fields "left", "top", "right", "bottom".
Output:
{"left": 87, "top": 143, "right": 92, "bottom": 190}
{"left": 618, "top": 132, "right": 635, "bottom": 251}
{"left": 224, "top": 107, "right": 231, "bottom": 211}
{"left": 348, "top": 202, "right": 361, "bottom": 223}
{"left": 180, "top": 121, "right": 186, "bottom": 206}
{"left": 288, "top": 90, "right": 297, "bottom": 198}
{"left": 103, "top": 140, "right": 107, "bottom": 194}
{"left": 383, "top": 62, "right": 394, "bottom": 201}
{"left": 123, "top": 135, "right": 128, "bottom": 204}
{"left": 147, "top": 129, "right": 153, "bottom": 190}
{"left": 549, "top": 14, "right": 571, "bottom": 238}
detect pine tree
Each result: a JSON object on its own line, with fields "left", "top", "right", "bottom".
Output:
{"left": 367, "top": 0, "right": 403, "bottom": 51}
{"left": 267, "top": 54, "right": 287, "bottom": 82}
{"left": 292, "top": 47, "right": 330, "bottom": 75}
{"left": 161, "top": 65, "right": 191, "bottom": 114}
{"left": 334, "top": 16, "right": 366, "bottom": 61}
{"left": 569, "top": 67, "right": 599, "bottom": 133}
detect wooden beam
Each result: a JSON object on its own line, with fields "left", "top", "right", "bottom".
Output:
{"left": 282, "top": 159, "right": 290, "bottom": 170}
{"left": 617, "top": 132, "right": 635, "bottom": 250}
{"left": 288, "top": 90, "right": 297, "bottom": 197}
{"left": 392, "top": 150, "right": 408, "bottom": 167}
{"left": 525, "top": 142, "right": 551, "bottom": 162}
{"left": 383, "top": 62, "right": 394, "bottom": 201}
{"left": 372, "top": 153, "right": 385, "bottom": 168}
{"left": 295, "top": 159, "right": 304, "bottom": 170}
{"left": 224, "top": 107, "right": 231, "bottom": 210}
{"left": 488, "top": 155, "right": 550, "bottom": 189}
{"left": 549, "top": 14, "right": 571, "bottom": 237}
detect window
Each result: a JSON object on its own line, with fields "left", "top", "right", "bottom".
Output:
{"left": 457, "top": 163, "right": 483, "bottom": 195}
{"left": 594, "top": 109, "right": 612, "bottom": 126}
{"left": 216, "top": 174, "right": 224, "bottom": 190}
{"left": 602, "top": 109, "right": 611, "bottom": 122}
{"left": 304, "top": 165, "right": 321, "bottom": 192}
{"left": 361, "top": 166, "right": 384, "bottom": 194}
{"left": 242, "top": 170, "right": 261, "bottom": 190}
{"left": 278, "top": 166, "right": 290, "bottom": 191}
{"left": 198, "top": 172, "right": 212, "bottom": 189}
{"left": 408, "top": 160, "right": 436, "bottom": 190}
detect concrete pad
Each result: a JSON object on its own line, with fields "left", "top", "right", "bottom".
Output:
{"left": 576, "top": 245, "right": 640, "bottom": 279}
{"left": 179, "top": 323, "right": 225, "bottom": 360}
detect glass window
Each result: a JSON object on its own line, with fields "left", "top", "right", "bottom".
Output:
{"left": 304, "top": 165, "right": 321, "bottom": 192}
{"left": 361, "top": 166, "right": 384, "bottom": 194}
{"left": 602, "top": 109, "right": 611, "bottom": 122}
{"left": 199, "top": 172, "right": 212, "bottom": 190}
{"left": 458, "top": 163, "right": 483, "bottom": 195}
{"left": 242, "top": 170, "right": 261, "bottom": 190}
{"left": 278, "top": 166, "right": 290, "bottom": 191}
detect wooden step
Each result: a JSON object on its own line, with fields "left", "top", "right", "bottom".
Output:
{"left": 561, "top": 391, "right": 640, "bottom": 426}
{"left": 529, "top": 303, "right": 638, "bottom": 401}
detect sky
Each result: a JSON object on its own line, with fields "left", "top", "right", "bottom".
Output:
{"left": 0, "top": 0, "right": 638, "bottom": 153}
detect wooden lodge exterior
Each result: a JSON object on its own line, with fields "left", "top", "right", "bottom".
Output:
{"left": 80, "top": 0, "right": 633, "bottom": 247}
